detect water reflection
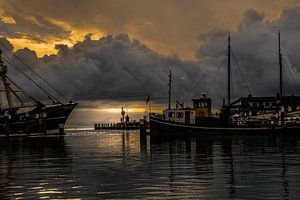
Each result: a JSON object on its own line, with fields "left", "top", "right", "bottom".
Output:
{"left": 0, "top": 136, "right": 74, "bottom": 199}
{"left": 149, "top": 134, "right": 300, "bottom": 199}
{"left": 0, "top": 132, "right": 300, "bottom": 199}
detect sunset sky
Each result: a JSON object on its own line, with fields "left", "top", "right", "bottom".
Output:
{"left": 1, "top": 0, "right": 300, "bottom": 59}
{"left": 1, "top": 0, "right": 300, "bottom": 124}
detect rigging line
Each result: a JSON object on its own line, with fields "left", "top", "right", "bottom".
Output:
{"left": 7, "top": 84, "right": 24, "bottom": 106}
{"left": 184, "top": 40, "right": 227, "bottom": 101}
{"left": 230, "top": 60, "right": 234, "bottom": 102}
{"left": 281, "top": 44, "right": 300, "bottom": 90}
{"left": 231, "top": 44, "right": 266, "bottom": 89}
{"left": 280, "top": 39, "right": 295, "bottom": 61}
{"left": 282, "top": 63, "right": 289, "bottom": 95}
{"left": 0, "top": 42, "right": 66, "bottom": 99}
{"left": 282, "top": 56, "right": 300, "bottom": 92}
{"left": 231, "top": 65, "right": 245, "bottom": 98}
{"left": 282, "top": 56, "right": 300, "bottom": 88}
{"left": 196, "top": 40, "right": 227, "bottom": 75}
{"left": 2, "top": 56, "right": 59, "bottom": 101}
{"left": 1, "top": 51, "right": 59, "bottom": 99}
{"left": 232, "top": 38, "right": 277, "bottom": 56}
{"left": 6, "top": 75, "right": 37, "bottom": 104}
{"left": 231, "top": 49, "right": 251, "bottom": 95}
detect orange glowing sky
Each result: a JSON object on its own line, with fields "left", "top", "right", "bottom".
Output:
{"left": 1, "top": 0, "right": 300, "bottom": 59}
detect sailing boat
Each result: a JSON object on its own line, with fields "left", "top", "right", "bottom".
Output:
{"left": 0, "top": 48, "right": 77, "bottom": 135}
{"left": 149, "top": 33, "right": 300, "bottom": 135}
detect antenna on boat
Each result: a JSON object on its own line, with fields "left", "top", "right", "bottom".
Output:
{"left": 168, "top": 70, "right": 172, "bottom": 109}
{"left": 228, "top": 34, "right": 231, "bottom": 115}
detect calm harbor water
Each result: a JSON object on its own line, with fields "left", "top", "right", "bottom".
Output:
{"left": 0, "top": 131, "right": 300, "bottom": 199}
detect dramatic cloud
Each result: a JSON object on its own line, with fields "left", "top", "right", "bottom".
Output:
{"left": 1, "top": 7, "right": 300, "bottom": 109}
{"left": 1, "top": 0, "right": 300, "bottom": 59}
{"left": 0, "top": 34, "right": 188, "bottom": 104}
{"left": 0, "top": 11, "right": 70, "bottom": 42}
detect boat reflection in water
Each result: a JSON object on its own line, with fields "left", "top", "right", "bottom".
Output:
{"left": 1, "top": 131, "right": 299, "bottom": 199}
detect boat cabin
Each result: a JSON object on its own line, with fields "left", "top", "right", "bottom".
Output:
{"left": 192, "top": 94, "right": 212, "bottom": 118}
{"left": 164, "top": 109, "right": 195, "bottom": 124}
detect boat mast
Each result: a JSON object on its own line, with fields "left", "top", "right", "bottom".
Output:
{"left": 168, "top": 70, "right": 172, "bottom": 109}
{"left": 279, "top": 31, "right": 283, "bottom": 101}
{"left": 278, "top": 31, "right": 285, "bottom": 126}
{"left": 228, "top": 35, "right": 231, "bottom": 113}
{"left": 0, "top": 49, "right": 13, "bottom": 110}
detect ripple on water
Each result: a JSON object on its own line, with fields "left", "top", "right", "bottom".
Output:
{"left": 0, "top": 131, "right": 300, "bottom": 199}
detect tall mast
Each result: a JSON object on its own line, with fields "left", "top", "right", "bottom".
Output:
{"left": 168, "top": 70, "right": 172, "bottom": 109}
{"left": 228, "top": 35, "right": 231, "bottom": 111}
{"left": 0, "top": 49, "right": 13, "bottom": 110}
{"left": 279, "top": 31, "right": 283, "bottom": 101}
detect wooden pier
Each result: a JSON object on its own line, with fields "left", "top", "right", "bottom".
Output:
{"left": 94, "top": 120, "right": 149, "bottom": 131}
{"left": 95, "top": 107, "right": 150, "bottom": 132}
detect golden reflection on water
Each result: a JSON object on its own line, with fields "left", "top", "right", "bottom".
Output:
{"left": 1, "top": 133, "right": 300, "bottom": 199}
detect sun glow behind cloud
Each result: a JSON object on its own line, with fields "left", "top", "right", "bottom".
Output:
{"left": 7, "top": 31, "right": 106, "bottom": 57}
{"left": 1, "top": 0, "right": 300, "bottom": 59}
{"left": 4, "top": 17, "right": 107, "bottom": 57}
{"left": 67, "top": 106, "right": 156, "bottom": 128}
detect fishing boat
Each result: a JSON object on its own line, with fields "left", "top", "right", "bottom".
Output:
{"left": 0, "top": 48, "right": 77, "bottom": 135}
{"left": 150, "top": 33, "right": 300, "bottom": 135}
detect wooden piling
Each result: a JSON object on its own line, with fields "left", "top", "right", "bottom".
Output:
{"left": 139, "top": 119, "right": 147, "bottom": 135}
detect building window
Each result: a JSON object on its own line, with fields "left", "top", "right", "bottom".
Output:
{"left": 253, "top": 102, "right": 257, "bottom": 107}
{"left": 265, "top": 102, "right": 270, "bottom": 107}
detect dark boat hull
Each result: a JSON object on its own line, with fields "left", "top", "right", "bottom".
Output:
{"left": 41, "top": 103, "right": 78, "bottom": 130}
{"left": 150, "top": 115, "right": 300, "bottom": 136}
{"left": 0, "top": 102, "right": 77, "bottom": 134}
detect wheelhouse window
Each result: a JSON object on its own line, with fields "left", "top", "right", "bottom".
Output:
{"left": 199, "top": 102, "right": 207, "bottom": 107}
{"left": 168, "top": 112, "right": 175, "bottom": 118}
{"left": 176, "top": 112, "right": 184, "bottom": 118}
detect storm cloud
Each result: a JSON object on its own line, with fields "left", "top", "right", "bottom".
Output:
{"left": 1, "top": 7, "right": 300, "bottom": 108}
{"left": 1, "top": 0, "right": 300, "bottom": 59}
{"left": 0, "top": 10, "right": 70, "bottom": 43}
